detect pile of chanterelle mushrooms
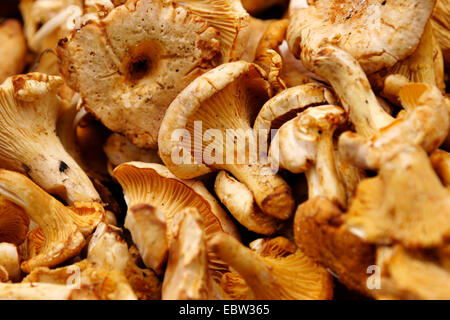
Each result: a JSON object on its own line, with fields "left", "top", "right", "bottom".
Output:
{"left": 0, "top": 0, "right": 449, "bottom": 300}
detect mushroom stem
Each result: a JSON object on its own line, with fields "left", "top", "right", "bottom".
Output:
{"left": 306, "top": 130, "right": 346, "bottom": 208}
{"left": 311, "top": 46, "right": 394, "bottom": 138}
{"left": 209, "top": 232, "right": 333, "bottom": 300}
{"left": 223, "top": 163, "right": 294, "bottom": 220}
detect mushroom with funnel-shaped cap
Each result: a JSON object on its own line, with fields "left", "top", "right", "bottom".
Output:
{"left": 0, "top": 19, "right": 27, "bottom": 83}
{"left": 162, "top": 207, "right": 223, "bottom": 300}
{"left": 431, "top": 149, "right": 450, "bottom": 186}
{"left": 113, "top": 162, "right": 239, "bottom": 281}
{"left": 57, "top": 0, "right": 221, "bottom": 148}
{"left": 0, "top": 243, "right": 21, "bottom": 282}
{"left": 0, "top": 73, "right": 100, "bottom": 205}
{"left": 214, "top": 171, "right": 282, "bottom": 235}
{"left": 158, "top": 61, "right": 295, "bottom": 220}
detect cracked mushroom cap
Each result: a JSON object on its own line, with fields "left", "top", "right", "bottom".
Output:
{"left": 158, "top": 61, "right": 295, "bottom": 220}
{"left": 0, "top": 73, "right": 100, "bottom": 205}
{"left": 344, "top": 146, "right": 450, "bottom": 248}
{"left": 270, "top": 105, "right": 348, "bottom": 207}
{"left": 287, "top": 0, "right": 436, "bottom": 74}
{"left": 294, "top": 196, "right": 376, "bottom": 295}
{"left": 0, "top": 170, "right": 86, "bottom": 273}
{"left": 113, "top": 162, "right": 238, "bottom": 279}
{"left": 0, "top": 20, "right": 27, "bottom": 84}
{"left": 210, "top": 233, "right": 333, "bottom": 300}
{"left": 162, "top": 207, "right": 221, "bottom": 300}
{"left": 375, "top": 245, "right": 450, "bottom": 300}
{"left": 124, "top": 204, "right": 168, "bottom": 276}
{"left": 57, "top": 0, "right": 221, "bottom": 148}
{"left": 174, "top": 0, "right": 250, "bottom": 63}
{"left": 0, "top": 243, "right": 21, "bottom": 282}
{"left": 0, "top": 196, "right": 29, "bottom": 246}
{"left": 214, "top": 171, "right": 282, "bottom": 235}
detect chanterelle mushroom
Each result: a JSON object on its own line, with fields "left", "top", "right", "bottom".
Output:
{"left": 162, "top": 207, "right": 221, "bottom": 300}
{"left": 210, "top": 234, "right": 333, "bottom": 300}
{"left": 0, "top": 170, "right": 86, "bottom": 273}
{"left": 241, "top": 0, "right": 289, "bottom": 16}
{"left": 158, "top": 61, "right": 295, "bottom": 220}
{"left": 344, "top": 146, "right": 450, "bottom": 248}
{"left": 287, "top": 0, "right": 436, "bottom": 138}
{"left": 113, "top": 162, "right": 239, "bottom": 280}
{"left": 0, "top": 19, "right": 27, "bottom": 83}
{"left": 294, "top": 196, "right": 376, "bottom": 295}
{"left": 270, "top": 105, "right": 348, "bottom": 208}
{"left": 173, "top": 0, "right": 250, "bottom": 63}
{"left": 57, "top": 0, "right": 221, "bottom": 148}
{"left": 0, "top": 73, "right": 100, "bottom": 205}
